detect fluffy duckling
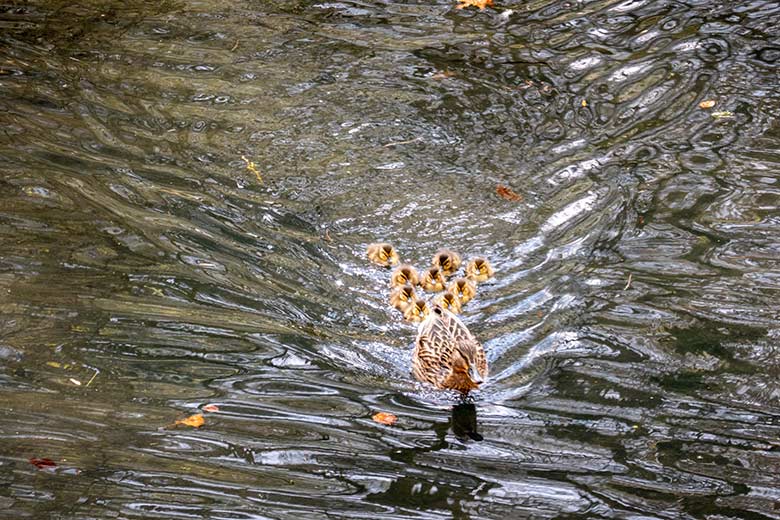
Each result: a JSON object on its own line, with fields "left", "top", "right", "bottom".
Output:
{"left": 413, "top": 304, "right": 488, "bottom": 393}
{"left": 447, "top": 277, "right": 477, "bottom": 305}
{"left": 403, "top": 298, "right": 431, "bottom": 323}
{"left": 433, "top": 292, "right": 462, "bottom": 314}
{"left": 390, "top": 264, "right": 420, "bottom": 288}
{"left": 466, "top": 257, "right": 494, "bottom": 282}
{"left": 420, "top": 267, "right": 447, "bottom": 292}
{"left": 366, "top": 242, "right": 399, "bottom": 267}
{"left": 390, "top": 284, "right": 417, "bottom": 312}
{"left": 432, "top": 249, "right": 462, "bottom": 277}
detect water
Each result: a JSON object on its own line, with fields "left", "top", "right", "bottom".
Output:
{"left": 1, "top": 0, "right": 779, "bottom": 518}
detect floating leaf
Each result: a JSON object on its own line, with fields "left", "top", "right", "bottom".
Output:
{"left": 175, "top": 414, "right": 205, "bottom": 428}
{"left": 496, "top": 185, "right": 522, "bottom": 202}
{"left": 202, "top": 404, "right": 219, "bottom": 413}
{"left": 69, "top": 378, "right": 82, "bottom": 386}
{"left": 241, "top": 155, "right": 262, "bottom": 183}
{"left": 581, "top": 99, "right": 588, "bottom": 107}
{"left": 455, "top": 0, "right": 493, "bottom": 10}
{"left": 29, "top": 457, "right": 57, "bottom": 470}
{"left": 711, "top": 111, "right": 734, "bottom": 119}
{"left": 372, "top": 412, "right": 397, "bottom": 425}
{"left": 699, "top": 99, "right": 716, "bottom": 109}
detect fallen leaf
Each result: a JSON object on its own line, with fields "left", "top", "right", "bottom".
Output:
{"left": 699, "top": 99, "right": 716, "bottom": 109}
{"left": 69, "top": 378, "right": 82, "bottom": 386}
{"left": 175, "top": 414, "right": 205, "bottom": 428}
{"left": 241, "top": 155, "right": 262, "bottom": 183}
{"left": 29, "top": 457, "right": 57, "bottom": 470}
{"left": 581, "top": 99, "right": 588, "bottom": 107}
{"left": 372, "top": 412, "right": 397, "bottom": 425}
{"left": 711, "top": 111, "right": 734, "bottom": 119}
{"left": 456, "top": 0, "right": 493, "bottom": 10}
{"left": 202, "top": 404, "right": 219, "bottom": 413}
{"left": 496, "top": 185, "right": 522, "bottom": 202}
{"left": 46, "top": 361, "right": 61, "bottom": 368}
{"left": 431, "top": 70, "right": 456, "bottom": 80}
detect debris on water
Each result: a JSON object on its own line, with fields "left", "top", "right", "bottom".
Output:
{"left": 699, "top": 99, "right": 716, "bottom": 109}
{"left": 372, "top": 412, "right": 398, "bottom": 425}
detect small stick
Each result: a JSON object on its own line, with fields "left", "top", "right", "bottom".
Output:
{"left": 231, "top": 40, "right": 239, "bottom": 51}
{"left": 623, "top": 273, "right": 632, "bottom": 291}
{"left": 383, "top": 137, "right": 421, "bottom": 147}
{"left": 85, "top": 369, "right": 99, "bottom": 387}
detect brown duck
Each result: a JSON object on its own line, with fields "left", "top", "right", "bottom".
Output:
{"left": 366, "top": 242, "right": 400, "bottom": 267}
{"left": 412, "top": 304, "right": 488, "bottom": 393}
{"left": 432, "top": 249, "right": 462, "bottom": 277}
{"left": 465, "top": 257, "right": 494, "bottom": 282}
{"left": 390, "top": 264, "right": 420, "bottom": 287}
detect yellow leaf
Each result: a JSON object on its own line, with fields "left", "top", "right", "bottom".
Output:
{"left": 699, "top": 100, "right": 716, "bottom": 109}
{"left": 46, "top": 361, "right": 62, "bottom": 368}
{"left": 241, "top": 155, "right": 262, "bottom": 183}
{"left": 581, "top": 99, "right": 588, "bottom": 107}
{"left": 456, "top": 0, "right": 493, "bottom": 10}
{"left": 175, "top": 414, "right": 205, "bottom": 428}
{"left": 372, "top": 412, "right": 398, "bottom": 425}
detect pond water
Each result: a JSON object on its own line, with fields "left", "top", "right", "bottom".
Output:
{"left": 1, "top": 0, "right": 779, "bottom": 518}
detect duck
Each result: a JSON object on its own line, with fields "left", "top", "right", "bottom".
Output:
{"left": 412, "top": 304, "right": 488, "bottom": 393}
{"left": 447, "top": 277, "right": 477, "bottom": 306}
{"left": 465, "top": 257, "right": 494, "bottom": 282}
{"left": 420, "top": 267, "right": 447, "bottom": 292}
{"left": 433, "top": 292, "right": 462, "bottom": 314}
{"left": 366, "top": 242, "right": 400, "bottom": 267}
{"left": 390, "top": 264, "right": 420, "bottom": 288}
{"left": 390, "top": 284, "right": 417, "bottom": 312}
{"left": 432, "top": 249, "right": 462, "bottom": 277}
{"left": 403, "top": 298, "right": 431, "bottom": 323}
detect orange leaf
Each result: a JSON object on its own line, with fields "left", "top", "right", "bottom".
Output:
{"left": 372, "top": 412, "right": 397, "bottom": 425}
{"left": 699, "top": 99, "right": 716, "bottom": 109}
{"left": 29, "top": 457, "right": 57, "bottom": 470}
{"left": 456, "top": 0, "right": 493, "bottom": 10}
{"left": 175, "top": 414, "right": 205, "bottom": 428}
{"left": 202, "top": 404, "right": 219, "bottom": 413}
{"left": 496, "top": 185, "right": 522, "bottom": 202}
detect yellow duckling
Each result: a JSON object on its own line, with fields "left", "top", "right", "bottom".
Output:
{"left": 465, "top": 257, "right": 494, "bottom": 282}
{"left": 447, "top": 277, "right": 477, "bottom": 305}
{"left": 403, "top": 298, "right": 431, "bottom": 323}
{"left": 420, "top": 267, "right": 447, "bottom": 292}
{"left": 432, "top": 249, "right": 462, "bottom": 277}
{"left": 390, "top": 264, "right": 420, "bottom": 288}
{"left": 412, "top": 304, "right": 488, "bottom": 393}
{"left": 366, "top": 242, "right": 399, "bottom": 267}
{"left": 433, "top": 292, "right": 462, "bottom": 314}
{"left": 390, "top": 284, "right": 417, "bottom": 312}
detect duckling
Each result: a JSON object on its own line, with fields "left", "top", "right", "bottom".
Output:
{"left": 465, "top": 257, "right": 494, "bottom": 282}
{"left": 412, "top": 304, "right": 488, "bottom": 393}
{"left": 433, "top": 292, "right": 462, "bottom": 314}
{"left": 366, "top": 242, "right": 399, "bottom": 267}
{"left": 390, "top": 284, "right": 417, "bottom": 312}
{"left": 432, "top": 249, "right": 461, "bottom": 277}
{"left": 420, "top": 267, "right": 447, "bottom": 292}
{"left": 390, "top": 264, "right": 420, "bottom": 288}
{"left": 447, "top": 277, "right": 477, "bottom": 306}
{"left": 403, "top": 298, "right": 431, "bottom": 323}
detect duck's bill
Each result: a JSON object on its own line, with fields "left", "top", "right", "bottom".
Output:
{"left": 468, "top": 366, "right": 484, "bottom": 385}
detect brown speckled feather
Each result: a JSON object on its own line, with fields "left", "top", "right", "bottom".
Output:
{"left": 412, "top": 306, "right": 487, "bottom": 391}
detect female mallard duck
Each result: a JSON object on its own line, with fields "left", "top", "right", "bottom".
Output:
{"left": 433, "top": 292, "right": 462, "bottom": 314}
{"left": 447, "top": 277, "right": 477, "bottom": 305}
{"left": 432, "top": 249, "right": 462, "bottom": 277}
{"left": 412, "top": 304, "right": 487, "bottom": 393}
{"left": 466, "top": 257, "right": 494, "bottom": 282}
{"left": 390, "top": 284, "right": 417, "bottom": 312}
{"left": 403, "top": 298, "right": 431, "bottom": 322}
{"left": 390, "top": 264, "right": 420, "bottom": 287}
{"left": 420, "top": 267, "right": 447, "bottom": 292}
{"left": 367, "top": 242, "right": 399, "bottom": 267}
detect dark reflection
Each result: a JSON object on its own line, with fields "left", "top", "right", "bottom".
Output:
{"left": 450, "top": 402, "right": 483, "bottom": 442}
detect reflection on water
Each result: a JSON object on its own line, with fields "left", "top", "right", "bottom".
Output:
{"left": 1, "top": 0, "right": 780, "bottom": 518}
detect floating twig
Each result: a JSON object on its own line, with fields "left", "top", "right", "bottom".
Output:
{"left": 624, "top": 273, "right": 632, "bottom": 291}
